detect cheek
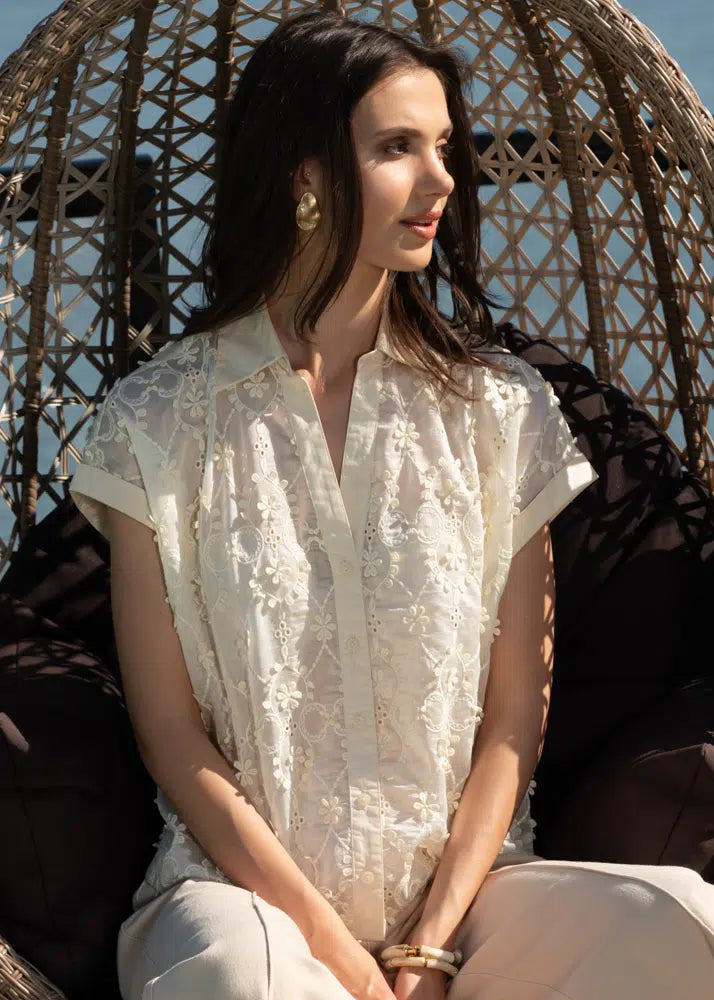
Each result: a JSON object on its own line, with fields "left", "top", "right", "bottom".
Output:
{"left": 360, "top": 165, "right": 411, "bottom": 227}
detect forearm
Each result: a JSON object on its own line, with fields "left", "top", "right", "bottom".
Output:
{"left": 413, "top": 528, "right": 553, "bottom": 953}
{"left": 412, "top": 736, "right": 533, "bottom": 951}
{"left": 140, "top": 719, "right": 349, "bottom": 960}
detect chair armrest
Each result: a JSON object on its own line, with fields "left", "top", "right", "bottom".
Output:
{"left": 0, "top": 594, "right": 161, "bottom": 999}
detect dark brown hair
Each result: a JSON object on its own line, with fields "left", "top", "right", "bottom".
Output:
{"left": 184, "top": 9, "right": 511, "bottom": 394}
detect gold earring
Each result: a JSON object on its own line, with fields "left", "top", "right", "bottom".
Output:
{"left": 296, "top": 191, "right": 321, "bottom": 232}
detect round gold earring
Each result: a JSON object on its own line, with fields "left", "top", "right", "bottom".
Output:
{"left": 296, "top": 191, "right": 321, "bottom": 232}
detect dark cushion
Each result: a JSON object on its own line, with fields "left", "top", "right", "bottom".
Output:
{"left": 537, "top": 676, "right": 714, "bottom": 880}
{"left": 494, "top": 325, "right": 714, "bottom": 852}
{"left": 0, "top": 593, "right": 161, "bottom": 1000}
{"left": 0, "top": 490, "right": 118, "bottom": 677}
{"left": 2, "top": 326, "right": 713, "bottom": 1000}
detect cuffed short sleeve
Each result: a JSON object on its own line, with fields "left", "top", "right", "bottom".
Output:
{"left": 512, "top": 373, "right": 598, "bottom": 556}
{"left": 69, "top": 385, "right": 153, "bottom": 541}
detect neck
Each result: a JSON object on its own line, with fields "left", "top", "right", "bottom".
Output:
{"left": 265, "top": 266, "right": 391, "bottom": 387}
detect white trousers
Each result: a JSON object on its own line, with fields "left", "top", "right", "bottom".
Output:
{"left": 117, "top": 855, "right": 714, "bottom": 1000}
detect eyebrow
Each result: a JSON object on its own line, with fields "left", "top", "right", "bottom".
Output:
{"left": 374, "top": 124, "right": 454, "bottom": 139}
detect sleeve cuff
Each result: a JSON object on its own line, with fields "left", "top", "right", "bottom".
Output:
{"left": 69, "top": 463, "right": 153, "bottom": 541}
{"left": 512, "top": 453, "right": 599, "bottom": 556}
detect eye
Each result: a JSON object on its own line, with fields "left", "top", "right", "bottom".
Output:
{"left": 384, "top": 138, "right": 410, "bottom": 155}
{"left": 383, "top": 138, "right": 455, "bottom": 160}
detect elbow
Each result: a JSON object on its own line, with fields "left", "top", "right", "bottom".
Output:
{"left": 131, "top": 714, "right": 203, "bottom": 787}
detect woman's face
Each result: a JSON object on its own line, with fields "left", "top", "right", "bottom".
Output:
{"left": 350, "top": 67, "right": 456, "bottom": 273}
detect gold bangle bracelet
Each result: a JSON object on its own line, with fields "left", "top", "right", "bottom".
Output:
{"left": 380, "top": 943, "right": 463, "bottom": 967}
{"left": 382, "top": 956, "right": 460, "bottom": 977}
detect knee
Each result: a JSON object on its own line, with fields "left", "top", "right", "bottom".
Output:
{"left": 201, "top": 937, "right": 269, "bottom": 1000}
{"left": 135, "top": 884, "right": 276, "bottom": 1000}
{"left": 603, "top": 870, "right": 714, "bottom": 943}
{"left": 605, "top": 877, "right": 673, "bottom": 923}
{"left": 515, "top": 865, "right": 703, "bottom": 939}
{"left": 146, "top": 936, "right": 269, "bottom": 1000}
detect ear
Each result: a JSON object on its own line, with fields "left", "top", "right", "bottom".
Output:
{"left": 291, "top": 156, "right": 323, "bottom": 201}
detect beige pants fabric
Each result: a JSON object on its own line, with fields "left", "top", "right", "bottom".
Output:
{"left": 117, "top": 855, "right": 714, "bottom": 1000}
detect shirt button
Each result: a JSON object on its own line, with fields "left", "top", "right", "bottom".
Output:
{"left": 339, "top": 558, "right": 355, "bottom": 576}
{"left": 345, "top": 634, "right": 361, "bottom": 654}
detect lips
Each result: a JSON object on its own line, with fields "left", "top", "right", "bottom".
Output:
{"left": 400, "top": 210, "right": 442, "bottom": 224}
{"left": 399, "top": 210, "right": 442, "bottom": 239}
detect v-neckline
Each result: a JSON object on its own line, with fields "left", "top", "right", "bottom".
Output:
{"left": 278, "top": 355, "right": 383, "bottom": 561}
{"left": 294, "top": 365, "right": 364, "bottom": 496}
{"left": 296, "top": 373, "right": 356, "bottom": 492}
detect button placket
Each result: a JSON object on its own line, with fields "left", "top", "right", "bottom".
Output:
{"left": 335, "top": 570, "right": 385, "bottom": 939}
{"left": 279, "top": 368, "right": 386, "bottom": 940}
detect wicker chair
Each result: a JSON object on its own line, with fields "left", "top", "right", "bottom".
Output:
{"left": 1, "top": 0, "right": 714, "bottom": 996}
{"left": 0, "top": 937, "right": 67, "bottom": 1000}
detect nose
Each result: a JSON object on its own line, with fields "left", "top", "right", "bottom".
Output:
{"left": 421, "top": 150, "right": 455, "bottom": 198}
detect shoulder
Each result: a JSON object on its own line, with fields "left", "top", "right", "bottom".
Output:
{"left": 120, "top": 330, "right": 213, "bottom": 388}
{"left": 471, "top": 347, "right": 546, "bottom": 392}
{"left": 106, "top": 331, "right": 214, "bottom": 423}
{"left": 440, "top": 347, "right": 548, "bottom": 418}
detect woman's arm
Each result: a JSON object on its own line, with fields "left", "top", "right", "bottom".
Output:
{"left": 107, "top": 509, "right": 394, "bottom": 998}
{"left": 410, "top": 522, "right": 555, "bottom": 951}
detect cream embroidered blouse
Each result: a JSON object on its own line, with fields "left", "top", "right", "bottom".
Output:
{"left": 69, "top": 300, "right": 598, "bottom": 942}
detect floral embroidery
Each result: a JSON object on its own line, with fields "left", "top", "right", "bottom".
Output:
{"left": 413, "top": 791, "right": 441, "bottom": 824}
{"left": 319, "top": 796, "right": 344, "bottom": 825}
{"left": 310, "top": 611, "right": 337, "bottom": 642}
{"left": 362, "top": 549, "right": 383, "bottom": 578}
{"left": 182, "top": 385, "right": 208, "bottom": 419}
{"left": 245, "top": 371, "right": 268, "bottom": 398}
{"left": 69, "top": 305, "right": 597, "bottom": 941}
{"left": 393, "top": 418, "right": 419, "bottom": 450}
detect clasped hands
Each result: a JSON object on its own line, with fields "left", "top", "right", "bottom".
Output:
{"left": 391, "top": 964, "right": 448, "bottom": 1000}
{"left": 319, "top": 918, "right": 455, "bottom": 1000}
{"left": 366, "top": 962, "right": 447, "bottom": 1000}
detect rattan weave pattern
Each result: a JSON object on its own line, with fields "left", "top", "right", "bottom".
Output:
{"left": 1, "top": 2, "right": 714, "bottom": 995}
{"left": 0, "top": 0, "right": 713, "bottom": 567}
{"left": 0, "top": 937, "right": 67, "bottom": 999}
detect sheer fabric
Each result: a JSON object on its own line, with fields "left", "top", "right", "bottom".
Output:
{"left": 69, "top": 301, "right": 598, "bottom": 941}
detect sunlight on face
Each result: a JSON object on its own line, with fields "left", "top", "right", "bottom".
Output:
{"left": 351, "top": 67, "right": 456, "bottom": 275}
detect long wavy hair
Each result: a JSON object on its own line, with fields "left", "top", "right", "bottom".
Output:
{"left": 183, "top": 9, "right": 511, "bottom": 394}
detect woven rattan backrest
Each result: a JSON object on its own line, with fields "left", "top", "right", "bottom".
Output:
{"left": 1, "top": 0, "right": 713, "bottom": 571}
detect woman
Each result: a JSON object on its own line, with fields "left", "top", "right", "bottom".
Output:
{"left": 69, "top": 10, "right": 714, "bottom": 1000}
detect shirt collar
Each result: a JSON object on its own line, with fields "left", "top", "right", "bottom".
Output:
{"left": 214, "top": 296, "right": 403, "bottom": 390}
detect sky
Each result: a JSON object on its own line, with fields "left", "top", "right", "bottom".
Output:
{"left": 2, "top": 1, "right": 714, "bottom": 116}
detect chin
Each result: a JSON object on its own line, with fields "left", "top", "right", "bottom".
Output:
{"left": 395, "top": 256, "right": 434, "bottom": 273}
{"left": 359, "top": 245, "right": 434, "bottom": 273}
{"left": 387, "top": 248, "right": 434, "bottom": 270}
